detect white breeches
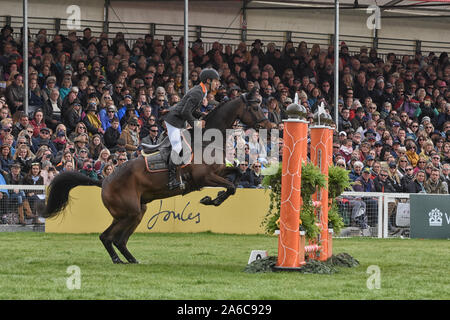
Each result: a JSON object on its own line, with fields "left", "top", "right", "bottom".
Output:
{"left": 164, "top": 121, "right": 183, "bottom": 155}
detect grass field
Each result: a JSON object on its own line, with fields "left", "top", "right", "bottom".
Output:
{"left": 0, "top": 232, "right": 449, "bottom": 300}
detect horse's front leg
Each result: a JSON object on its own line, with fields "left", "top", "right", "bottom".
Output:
{"left": 199, "top": 172, "right": 236, "bottom": 206}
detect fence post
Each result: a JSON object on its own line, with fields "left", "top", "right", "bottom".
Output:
{"left": 285, "top": 31, "right": 292, "bottom": 43}
{"left": 195, "top": 25, "right": 202, "bottom": 40}
{"left": 149, "top": 23, "right": 156, "bottom": 36}
{"left": 54, "top": 18, "right": 61, "bottom": 35}
{"left": 329, "top": 34, "right": 334, "bottom": 46}
{"left": 415, "top": 40, "right": 421, "bottom": 53}
{"left": 373, "top": 29, "right": 379, "bottom": 50}
{"left": 378, "top": 195, "right": 384, "bottom": 238}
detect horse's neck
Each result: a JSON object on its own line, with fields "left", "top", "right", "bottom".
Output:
{"left": 205, "top": 100, "right": 239, "bottom": 133}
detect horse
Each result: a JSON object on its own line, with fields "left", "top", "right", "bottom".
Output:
{"left": 41, "top": 87, "right": 273, "bottom": 264}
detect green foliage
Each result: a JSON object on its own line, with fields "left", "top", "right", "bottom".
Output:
{"left": 262, "top": 162, "right": 325, "bottom": 240}
{"left": 299, "top": 200, "right": 321, "bottom": 240}
{"left": 328, "top": 201, "right": 345, "bottom": 236}
{"left": 262, "top": 163, "right": 350, "bottom": 238}
{"left": 300, "top": 162, "right": 327, "bottom": 200}
{"left": 328, "top": 165, "right": 352, "bottom": 199}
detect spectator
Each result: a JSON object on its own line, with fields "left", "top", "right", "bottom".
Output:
{"left": 3, "top": 163, "right": 33, "bottom": 225}
{"left": 100, "top": 162, "right": 115, "bottom": 180}
{"left": 30, "top": 109, "right": 47, "bottom": 138}
{"left": 120, "top": 117, "right": 140, "bottom": 157}
{"left": 353, "top": 167, "right": 376, "bottom": 192}
{"left": 5, "top": 73, "right": 24, "bottom": 114}
{"left": 141, "top": 124, "right": 160, "bottom": 145}
{"left": 374, "top": 168, "right": 396, "bottom": 193}
{"left": 104, "top": 117, "right": 121, "bottom": 149}
{"left": 43, "top": 88, "right": 63, "bottom": 130}
{"left": 83, "top": 102, "right": 105, "bottom": 136}
{"left": 94, "top": 148, "right": 111, "bottom": 174}
{"left": 23, "top": 162, "right": 44, "bottom": 222}
{"left": 349, "top": 161, "right": 363, "bottom": 182}
{"left": 407, "top": 170, "right": 427, "bottom": 193}
{"left": 88, "top": 134, "right": 105, "bottom": 160}
{"left": 64, "top": 101, "right": 83, "bottom": 134}
{"left": 425, "top": 168, "right": 448, "bottom": 194}
{"left": 239, "top": 161, "right": 264, "bottom": 188}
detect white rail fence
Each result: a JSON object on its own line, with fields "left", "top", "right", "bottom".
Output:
{"left": 339, "top": 191, "right": 411, "bottom": 238}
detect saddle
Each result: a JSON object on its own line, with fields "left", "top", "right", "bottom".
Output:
{"left": 141, "top": 131, "right": 192, "bottom": 172}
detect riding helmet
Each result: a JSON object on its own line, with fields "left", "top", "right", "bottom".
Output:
{"left": 200, "top": 68, "right": 220, "bottom": 83}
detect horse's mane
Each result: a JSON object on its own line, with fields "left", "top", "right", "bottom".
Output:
{"left": 203, "top": 98, "right": 235, "bottom": 122}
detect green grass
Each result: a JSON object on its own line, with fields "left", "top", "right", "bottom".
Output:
{"left": 0, "top": 232, "right": 448, "bottom": 300}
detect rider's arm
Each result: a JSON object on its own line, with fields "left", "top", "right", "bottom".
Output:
{"left": 180, "top": 91, "right": 203, "bottom": 127}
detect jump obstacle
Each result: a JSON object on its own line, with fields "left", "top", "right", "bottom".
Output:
{"left": 276, "top": 104, "right": 333, "bottom": 270}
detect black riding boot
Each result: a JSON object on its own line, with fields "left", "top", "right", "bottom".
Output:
{"left": 167, "top": 157, "right": 181, "bottom": 190}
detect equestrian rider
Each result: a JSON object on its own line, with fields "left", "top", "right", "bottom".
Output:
{"left": 163, "top": 68, "right": 221, "bottom": 190}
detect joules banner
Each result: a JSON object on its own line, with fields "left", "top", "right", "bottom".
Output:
{"left": 45, "top": 187, "right": 270, "bottom": 234}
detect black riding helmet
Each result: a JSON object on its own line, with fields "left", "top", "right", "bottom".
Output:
{"left": 200, "top": 68, "right": 220, "bottom": 83}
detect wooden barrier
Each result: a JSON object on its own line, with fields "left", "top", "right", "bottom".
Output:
{"left": 276, "top": 110, "right": 333, "bottom": 269}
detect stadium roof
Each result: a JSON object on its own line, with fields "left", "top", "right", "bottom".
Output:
{"left": 246, "top": 1, "right": 450, "bottom": 17}
{"left": 116, "top": 0, "right": 450, "bottom": 18}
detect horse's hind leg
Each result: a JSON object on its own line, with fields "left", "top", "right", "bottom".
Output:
{"left": 99, "top": 219, "right": 125, "bottom": 264}
{"left": 112, "top": 204, "right": 147, "bottom": 264}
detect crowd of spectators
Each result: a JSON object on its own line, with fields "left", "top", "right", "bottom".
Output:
{"left": 0, "top": 22, "right": 449, "bottom": 221}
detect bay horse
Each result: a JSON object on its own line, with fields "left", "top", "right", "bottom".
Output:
{"left": 41, "top": 87, "right": 273, "bottom": 264}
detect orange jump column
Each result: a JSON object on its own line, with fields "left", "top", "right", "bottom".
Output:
{"left": 276, "top": 105, "right": 308, "bottom": 270}
{"left": 309, "top": 124, "right": 333, "bottom": 261}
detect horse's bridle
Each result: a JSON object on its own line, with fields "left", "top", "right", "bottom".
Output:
{"left": 240, "top": 93, "right": 268, "bottom": 127}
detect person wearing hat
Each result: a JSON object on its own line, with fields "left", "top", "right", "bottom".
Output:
{"left": 83, "top": 102, "right": 105, "bottom": 136}
{"left": 117, "top": 94, "right": 138, "bottom": 123}
{"left": 64, "top": 100, "right": 83, "bottom": 133}
{"left": 250, "top": 39, "right": 265, "bottom": 63}
{"left": 364, "top": 155, "right": 375, "bottom": 168}
{"left": 31, "top": 127, "right": 57, "bottom": 155}
{"left": 163, "top": 67, "right": 221, "bottom": 190}
{"left": 41, "top": 76, "right": 58, "bottom": 102}
{"left": 353, "top": 166, "right": 376, "bottom": 193}
{"left": 119, "top": 116, "right": 140, "bottom": 157}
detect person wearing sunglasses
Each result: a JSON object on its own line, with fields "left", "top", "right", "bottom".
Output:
{"left": 374, "top": 168, "right": 396, "bottom": 193}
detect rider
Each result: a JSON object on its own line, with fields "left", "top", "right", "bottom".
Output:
{"left": 163, "top": 68, "right": 221, "bottom": 190}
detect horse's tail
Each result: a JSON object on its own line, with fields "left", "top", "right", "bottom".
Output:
{"left": 41, "top": 171, "right": 103, "bottom": 219}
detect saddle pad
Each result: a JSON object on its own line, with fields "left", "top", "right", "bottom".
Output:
{"left": 145, "top": 151, "right": 168, "bottom": 172}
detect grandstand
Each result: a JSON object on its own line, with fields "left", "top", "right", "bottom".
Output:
{"left": 0, "top": 0, "right": 449, "bottom": 240}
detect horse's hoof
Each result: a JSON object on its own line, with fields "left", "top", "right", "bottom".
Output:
{"left": 128, "top": 259, "right": 140, "bottom": 264}
{"left": 200, "top": 196, "right": 212, "bottom": 205}
{"left": 112, "top": 258, "right": 125, "bottom": 264}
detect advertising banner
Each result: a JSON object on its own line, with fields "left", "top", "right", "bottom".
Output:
{"left": 410, "top": 194, "right": 450, "bottom": 239}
